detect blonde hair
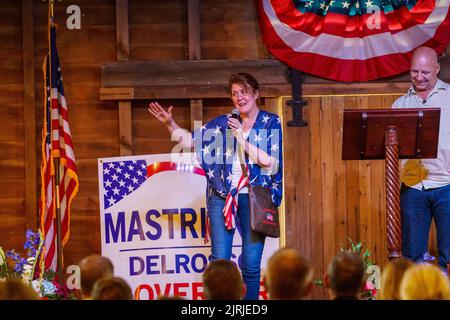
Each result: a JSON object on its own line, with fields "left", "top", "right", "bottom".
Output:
{"left": 400, "top": 263, "right": 450, "bottom": 300}
{"left": 0, "top": 279, "right": 39, "bottom": 300}
{"left": 92, "top": 277, "right": 133, "bottom": 300}
{"left": 379, "top": 257, "right": 414, "bottom": 300}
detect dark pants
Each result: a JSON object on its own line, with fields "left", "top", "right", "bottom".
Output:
{"left": 400, "top": 184, "right": 450, "bottom": 271}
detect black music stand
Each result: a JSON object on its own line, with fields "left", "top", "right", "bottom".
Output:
{"left": 342, "top": 108, "right": 440, "bottom": 259}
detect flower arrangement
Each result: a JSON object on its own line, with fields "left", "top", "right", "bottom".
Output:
{"left": 313, "top": 238, "right": 377, "bottom": 300}
{"left": 0, "top": 229, "right": 75, "bottom": 299}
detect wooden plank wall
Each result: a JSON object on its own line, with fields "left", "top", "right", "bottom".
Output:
{"left": 282, "top": 95, "right": 401, "bottom": 298}
{"left": 33, "top": 0, "right": 118, "bottom": 264}
{"left": 0, "top": 0, "right": 448, "bottom": 299}
{"left": 0, "top": 1, "right": 25, "bottom": 251}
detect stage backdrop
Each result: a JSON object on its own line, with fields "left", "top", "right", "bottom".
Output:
{"left": 98, "top": 153, "right": 279, "bottom": 300}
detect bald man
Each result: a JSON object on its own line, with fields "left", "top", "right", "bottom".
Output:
{"left": 393, "top": 46, "right": 450, "bottom": 272}
{"left": 78, "top": 255, "right": 114, "bottom": 299}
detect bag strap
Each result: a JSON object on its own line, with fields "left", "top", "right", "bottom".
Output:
{"left": 237, "top": 143, "right": 248, "bottom": 178}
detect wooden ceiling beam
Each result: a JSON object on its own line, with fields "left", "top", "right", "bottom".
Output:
{"left": 100, "top": 56, "right": 450, "bottom": 100}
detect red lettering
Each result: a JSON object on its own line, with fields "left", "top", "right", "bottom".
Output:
{"left": 154, "top": 283, "right": 172, "bottom": 297}
{"left": 173, "top": 282, "right": 189, "bottom": 297}
{"left": 135, "top": 284, "right": 154, "bottom": 300}
{"left": 191, "top": 282, "right": 204, "bottom": 300}
{"left": 259, "top": 281, "right": 268, "bottom": 300}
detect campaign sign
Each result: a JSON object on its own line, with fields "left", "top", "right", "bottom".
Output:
{"left": 98, "top": 153, "right": 279, "bottom": 300}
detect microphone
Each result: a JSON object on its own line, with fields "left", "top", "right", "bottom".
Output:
{"left": 229, "top": 108, "right": 241, "bottom": 128}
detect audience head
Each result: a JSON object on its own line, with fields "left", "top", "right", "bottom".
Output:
{"left": 379, "top": 257, "right": 414, "bottom": 300}
{"left": 264, "top": 248, "right": 313, "bottom": 300}
{"left": 202, "top": 259, "right": 245, "bottom": 300}
{"left": 326, "top": 251, "right": 365, "bottom": 299}
{"left": 0, "top": 279, "right": 39, "bottom": 300}
{"left": 92, "top": 276, "right": 133, "bottom": 300}
{"left": 78, "top": 254, "right": 114, "bottom": 299}
{"left": 400, "top": 263, "right": 450, "bottom": 300}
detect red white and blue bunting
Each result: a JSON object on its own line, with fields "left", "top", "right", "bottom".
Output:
{"left": 258, "top": 0, "right": 450, "bottom": 81}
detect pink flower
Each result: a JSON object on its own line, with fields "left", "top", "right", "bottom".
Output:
{"left": 363, "top": 280, "right": 377, "bottom": 298}
{"left": 364, "top": 281, "right": 375, "bottom": 291}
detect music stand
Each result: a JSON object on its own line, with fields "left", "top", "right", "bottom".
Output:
{"left": 342, "top": 108, "right": 440, "bottom": 259}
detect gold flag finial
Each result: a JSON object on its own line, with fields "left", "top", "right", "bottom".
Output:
{"left": 42, "top": 0, "right": 62, "bottom": 19}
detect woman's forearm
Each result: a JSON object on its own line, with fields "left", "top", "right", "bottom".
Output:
{"left": 166, "top": 120, "right": 193, "bottom": 149}
{"left": 238, "top": 137, "right": 276, "bottom": 170}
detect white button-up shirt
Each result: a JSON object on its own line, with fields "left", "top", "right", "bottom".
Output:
{"left": 392, "top": 79, "right": 450, "bottom": 190}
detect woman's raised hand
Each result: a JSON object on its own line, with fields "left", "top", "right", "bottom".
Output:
{"left": 148, "top": 102, "right": 174, "bottom": 125}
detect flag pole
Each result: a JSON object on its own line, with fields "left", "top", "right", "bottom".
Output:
{"left": 48, "top": 0, "right": 64, "bottom": 286}
{"left": 54, "top": 159, "right": 63, "bottom": 286}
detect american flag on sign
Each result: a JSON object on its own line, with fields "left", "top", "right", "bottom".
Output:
{"left": 39, "top": 24, "right": 79, "bottom": 272}
{"left": 102, "top": 160, "right": 205, "bottom": 209}
{"left": 102, "top": 160, "right": 148, "bottom": 209}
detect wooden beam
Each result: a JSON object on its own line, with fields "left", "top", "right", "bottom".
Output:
{"left": 100, "top": 57, "right": 450, "bottom": 99}
{"left": 116, "top": 0, "right": 132, "bottom": 156}
{"left": 100, "top": 87, "right": 134, "bottom": 100}
{"left": 100, "top": 82, "right": 411, "bottom": 100}
{"left": 116, "top": 0, "right": 129, "bottom": 62}
{"left": 22, "top": 0, "right": 37, "bottom": 229}
{"left": 187, "top": 0, "right": 203, "bottom": 131}
{"left": 119, "top": 101, "right": 132, "bottom": 155}
{"left": 101, "top": 59, "right": 289, "bottom": 87}
{"left": 190, "top": 99, "right": 203, "bottom": 131}
{"left": 187, "top": 0, "right": 201, "bottom": 60}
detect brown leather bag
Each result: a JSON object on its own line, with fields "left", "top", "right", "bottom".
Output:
{"left": 248, "top": 184, "right": 280, "bottom": 238}
{"left": 238, "top": 145, "right": 280, "bottom": 238}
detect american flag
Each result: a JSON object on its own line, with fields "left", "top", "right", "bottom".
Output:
{"left": 258, "top": 0, "right": 450, "bottom": 81}
{"left": 39, "top": 24, "right": 79, "bottom": 272}
{"left": 102, "top": 160, "right": 148, "bottom": 209}
{"left": 102, "top": 160, "right": 205, "bottom": 209}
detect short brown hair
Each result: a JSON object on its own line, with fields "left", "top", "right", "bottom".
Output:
{"left": 202, "top": 259, "right": 244, "bottom": 300}
{"left": 228, "top": 72, "right": 259, "bottom": 94}
{"left": 265, "top": 248, "right": 313, "bottom": 299}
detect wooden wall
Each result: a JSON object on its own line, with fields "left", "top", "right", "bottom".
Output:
{"left": 283, "top": 95, "right": 398, "bottom": 298}
{"left": 0, "top": 1, "right": 25, "bottom": 251}
{"left": 0, "top": 0, "right": 448, "bottom": 299}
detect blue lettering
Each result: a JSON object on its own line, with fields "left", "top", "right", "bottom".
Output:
{"left": 161, "top": 254, "right": 174, "bottom": 274}
{"left": 105, "top": 212, "right": 125, "bottom": 243}
{"left": 201, "top": 207, "right": 206, "bottom": 238}
{"left": 127, "top": 210, "right": 145, "bottom": 242}
{"left": 175, "top": 254, "right": 190, "bottom": 273}
{"left": 162, "top": 208, "right": 178, "bottom": 239}
{"left": 129, "top": 256, "right": 144, "bottom": 276}
{"left": 145, "top": 209, "right": 162, "bottom": 240}
{"left": 146, "top": 255, "right": 159, "bottom": 275}
{"left": 180, "top": 208, "right": 197, "bottom": 239}
{"left": 191, "top": 253, "right": 208, "bottom": 273}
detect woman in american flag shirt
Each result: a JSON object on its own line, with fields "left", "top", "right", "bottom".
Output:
{"left": 148, "top": 73, "right": 283, "bottom": 300}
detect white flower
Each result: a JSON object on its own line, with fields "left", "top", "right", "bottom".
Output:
{"left": 0, "top": 248, "right": 4, "bottom": 265}
{"left": 31, "top": 280, "right": 42, "bottom": 294}
{"left": 21, "top": 263, "right": 34, "bottom": 283}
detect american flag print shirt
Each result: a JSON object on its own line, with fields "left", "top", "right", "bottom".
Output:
{"left": 193, "top": 109, "right": 283, "bottom": 212}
